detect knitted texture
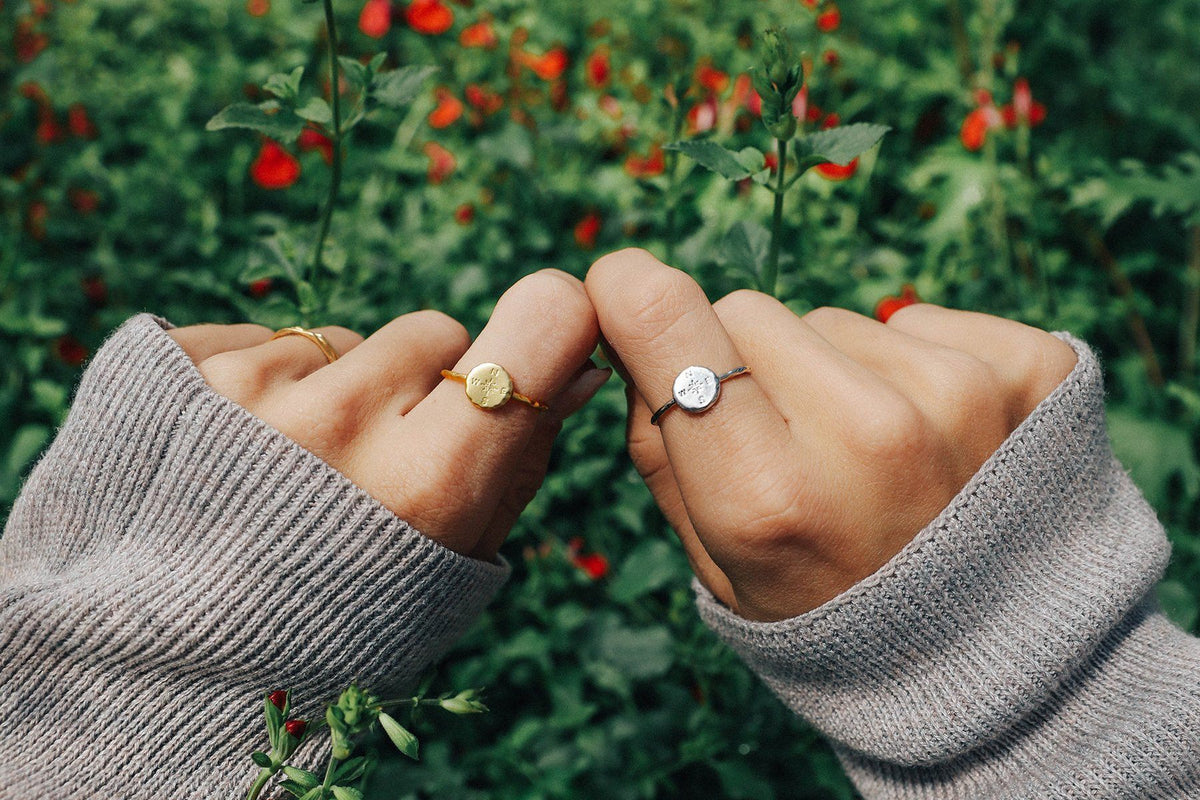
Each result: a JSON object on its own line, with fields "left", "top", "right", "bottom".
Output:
{"left": 696, "top": 334, "right": 1200, "bottom": 798}
{"left": 0, "top": 314, "right": 509, "bottom": 798}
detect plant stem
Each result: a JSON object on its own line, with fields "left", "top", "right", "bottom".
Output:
{"left": 663, "top": 103, "right": 686, "bottom": 263}
{"left": 762, "top": 138, "right": 788, "bottom": 298}
{"left": 246, "top": 766, "right": 275, "bottom": 800}
{"left": 1181, "top": 224, "right": 1200, "bottom": 379}
{"left": 309, "top": 0, "right": 345, "bottom": 299}
{"left": 319, "top": 753, "right": 343, "bottom": 797}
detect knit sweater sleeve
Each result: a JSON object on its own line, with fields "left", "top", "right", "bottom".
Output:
{"left": 0, "top": 314, "right": 509, "bottom": 799}
{"left": 695, "top": 334, "right": 1200, "bottom": 799}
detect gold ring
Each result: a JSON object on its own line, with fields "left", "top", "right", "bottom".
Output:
{"left": 441, "top": 363, "right": 548, "bottom": 411}
{"left": 270, "top": 326, "right": 339, "bottom": 364}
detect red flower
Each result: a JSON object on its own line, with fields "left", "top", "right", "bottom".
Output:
{"left": 428, "top": 88, "right": 463, "bottom": 128}
{"left": 69, "top": 188, "right": 100, "bottom": 215}
{"left": 763, "top": 150, "right": 779, "bottom": 173}
{"left": 464, "top": 84, "right": 503, "bottom": 115}
{"left": 423, "top": 141, "right": 455, "bottom": 183}
{"left": 405, "top": 0, "right": 453, "bottom": 35}
{"left": 821, "top": 112, "right": 840, "bottom": 129}
{"left": 960, "top": 103, "right": 1002, "bottom": 151}
{"left": 268, "top": 691, "right": 288, "bottom": 711}
{"left": 284, "top": 719, "right": 308, "bottom": 739}
{"left": 731, "top": 73, "right": 761, "bottom": 116}
{"left": 791, "top": 85, "right": 822, "bottom": 125}
{"left": 26, "top": 200, "right": 48, "bottom": 240}
{"left": 67, "top": 104, "right": 98, "bottom": 139}
{"left": 297, "top": 125, "right": 334, "bottom": 164}
{"left": 572, "top": 552, "right": 609, "bottom": 580}
{"left": 586, "top": 46, "right": 611, "bottom": 88}
{"left": 874, "top": 284, "right": 921, "bottom": 323}
{"left": 15, "top": 20, "right": 48, "bottom": 63}
{"left": 359, "top": 0, "right": 391, "bottom": 38}
{"left": 1000, "top": 78, "right": 1046, "bottom": 129}
{"left": 454, "top": 203, "right": 475, "bottom": 225}
{"left": 35, "top": 112, "right": 64, "bottom": 145}
{"left": 250, "top": 140, "right": 301, "bottom": 189}
{"left": 55, "top": 335, "right": 87, "bottom": 367}
{"left": 574, "top": 211, "right": 601, "bottom": 249}
{"left": 460, "top": 18, "right": 497, "bottom": 48}
{"left": 81, "top": 276, "right": 108, "bottom": 306}
{"left": 695, "top": 63, "right": 729, "bottom": 95}
{"left": 246, "top": 0, "right": 270, "bottom": 16}
{"left": 519, "top": 47, "right": 569, "bottom": 81}
{"left": 815, "top": 158, "right": 858, "bottom": 181}
{"left": 624, "top": 146, "right": 665, "bottom": 178}
{"left": 823, "top": 49, "right": 840, "bottom": 68}
{"left": 817, "top": 5, "right": 841, "bottom": 32}
{"left": 248, "top": 278, "right": 273, "bottom": 298}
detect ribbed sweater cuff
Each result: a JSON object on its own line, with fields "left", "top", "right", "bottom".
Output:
{"left": 694, "top": 335, "right": 1181, "bottom": 770}
{"left": 1, "top": 314, "right": 509, "bottom": 797}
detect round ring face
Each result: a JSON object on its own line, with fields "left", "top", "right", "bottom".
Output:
{"left": 465, "top": 363, "right": 514, "bottom": 409}
{"left": 672, "top": 365, "right": 721, "bottom": 413}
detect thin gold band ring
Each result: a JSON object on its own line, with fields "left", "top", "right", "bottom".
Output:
{"left": 270, "top": 326, "right": 339, "bottom": 364}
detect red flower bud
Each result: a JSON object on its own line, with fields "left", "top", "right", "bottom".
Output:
{"left": 874, "top": 284, "right": 921, "bottom": 323}
{"left": 284, "top": 719, "right": 307, "bottom": 739}
{"left": 268, "top": 690, "right": 288, "bottom": 711}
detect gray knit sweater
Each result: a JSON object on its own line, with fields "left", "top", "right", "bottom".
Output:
{"left": 2, "top": 315, "right": 1199, "bottom": 798}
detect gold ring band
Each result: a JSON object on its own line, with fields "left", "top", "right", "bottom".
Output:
{"left": 270, "top": 326, "right": 339, "bottom": 364}
{"left": 441, "top": 363, "right": 548, "bottom": 411}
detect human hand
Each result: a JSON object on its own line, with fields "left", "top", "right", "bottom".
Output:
{"left": 167, "top": 270, "right": 603, "bottom": 561}
{"left": 586, "top": 249, "right": 1078, "bottom": 621}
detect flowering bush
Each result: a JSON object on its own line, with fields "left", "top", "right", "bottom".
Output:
{"left": 3, "top": 0, "right": 1200, "bottom": 797}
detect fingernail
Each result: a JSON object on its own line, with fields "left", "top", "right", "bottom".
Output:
{"left": 557, "top": 367, "right": 612, "bottom": 417}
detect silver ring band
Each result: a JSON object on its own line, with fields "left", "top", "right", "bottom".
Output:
{"left": 650, "top": 366, "right": 751, "bottom": 426}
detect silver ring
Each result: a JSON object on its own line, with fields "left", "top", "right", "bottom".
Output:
{"left": 650, "top": 366, "right": 751, "bottom": 426}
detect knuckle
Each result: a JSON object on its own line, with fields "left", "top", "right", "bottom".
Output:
{"left": 508, "top": 269, "right": 592, "bottom": 323}
{"left": 415, "top": 309, "right": 471, "bottom": 351}
{"left": 615, "top": 267, "right": 700, "bottom": 344}
{"left": 196, "top": 351, "right": 273, "bottom": 406}
{"left": 845, "top": 396, "right": 930, "bottom": 465}
{"left": 882, "top": 302, "right": 930, "bottom": 328}
{"left": 801, "top": 305, "right": 856, "bottom": 329}
{"left": 271, "top": 385, "right": 365, "bottom": 459}
{"left": 320, "top": 325, "right": 363, "bottom": 345}
{"left": 728, "top": 470, "right": 808, "bottom": 548}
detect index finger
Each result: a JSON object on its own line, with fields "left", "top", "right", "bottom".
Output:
{"left": 585, "top": 249, "right": 792, "bottom": 534}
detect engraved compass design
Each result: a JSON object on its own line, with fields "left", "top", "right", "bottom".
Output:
{"left": 672, "top": 365, "right": 721, "bottom": 413}
{"left": 465, "top": 363, "right": 514, "bottom": 408}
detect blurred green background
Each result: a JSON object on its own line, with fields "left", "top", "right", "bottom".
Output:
{"left": 3, "top": 0, "right": 1200, "bottom": 797}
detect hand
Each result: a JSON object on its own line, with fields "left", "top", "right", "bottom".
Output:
{"left": 167, "top": 269, "right": 603, "bottom": 561}
{"left": 586, "top": 249, "right": 1078, "bottom": 621}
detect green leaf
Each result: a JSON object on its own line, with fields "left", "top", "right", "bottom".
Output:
{"left": 206, "top": 103, "right": 304, "bottom": 142}
{"left": 338, "top": 56, "right": 369, "bottom": 93}
{"left": 595, "top": 623, "right": 675, "bottom": 680}
{"left": 1108, "top": 408, "right": 1200, "bottom": 507}
{"left": 295, "top": 97, "right": 333, "bottom": 126}
{"left": 796, "top": 122, "right": 890, "bottom": 167}
{"left": 264, "top": 693, "right": 284, "bottom": 750}
{"left": 278, "top": 780, "right": 310, "bottom": 798}
{"left": 251, "top": 751, "right": 272, "bottom": 769}
{"left": 1158, "top": 580, "right": 1199, "bottom": 630}
{"left": 331, "top": 787, "right": 365, "bottom": 800}
{"left": 371, "top": 65, "right": 439, "bottom": 109}
{"left": 379, "top": 712, "right": 419, "bottom": 760}
{"left": 297, "top": 788, "right": 324, "bottom": 800}
{"left": 608, "top": 540, "right": 682, "bottom": 603}
{"left": 263, "top": 67, "right": 304, "bottom": 101}
{"left": 719, "top": 221, "right": 772, "bottom": 280}
{"left": 281, "top": 767, "right": 320, "bottom": 789}
{"left": 663, "top": 141, "right": 763, "bottom": 180}
{"left": 332, "top": 756, "right": 371, "bottom": 783}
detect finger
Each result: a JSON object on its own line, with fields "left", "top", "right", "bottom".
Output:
{"left": 885, "top": 304, "right": 1078, "bottom": 420}
{"left": 167, "top": 323, "right": 273, "bottom": 363}
{"left": 374, "top": 270, "right": 600, "bottom": 554}
{"left": 474, "top": 364, "right": 611, "bottom": 560}
{"left": 711, "top": 292, "right": 904, "bottom": 436}
{"left": 297, "top": 310, "right": 471, "bottom": 416}
{"left": 799, "top": 305, "right": 1013, "bottom": 474}
{"left": 624, "top": 382, "right": 736, "bottom": 605}
{"left": 585, "top": 249, "right": 792, "bottom": 541}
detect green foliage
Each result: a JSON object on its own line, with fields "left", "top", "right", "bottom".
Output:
{"left": 2, "top": 0, "right": 1199, "bottom": 798}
